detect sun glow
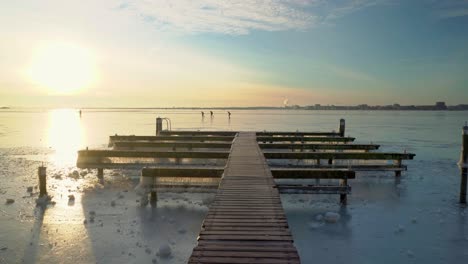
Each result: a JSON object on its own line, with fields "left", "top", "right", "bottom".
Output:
{"left": 28, "top": 42, "right": 97, "bottom": 94}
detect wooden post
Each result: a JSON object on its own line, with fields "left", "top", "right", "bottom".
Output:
{"left": 459, "top": 124, "right": 468, "bottom": 204}
{"left": 395, "top": 159, "right": 402, "bottom": 177}
{"left": 340, "top": 177, "right": 348, "bottom": 204}
{"left": 156, "top": 117, "right": 163, "bottom": 136}
{"left": 38, "top": 166, "right": 47, "bottom": 197}
{"left": 328, "top": 158, "right": 333, "bottom": 165}
{"left": 150, "top": 190, "right": 157, "bottom": 207}
{"left": 316, "top": 159, "right": 321, "bottom": 167}
{"left": 97, "top": 168, "right": 104, "bottom": 180}
{"left": 339, "top": 119, "right": 346, "bottom": 137}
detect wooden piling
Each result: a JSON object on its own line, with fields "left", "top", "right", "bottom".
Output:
{"left": 395, "top": 159, "right": 402, "bottom": 177}
{"left": 38, "top": 166, "right": 47, "bottom": 197}
{"left": 340, "top": 175, "right": 348, "bottom": 204}
{"left": 97, "top": 168, "right": 104, "bottom": 180}
{"left": 339, "top": 119, "right": 346, "bottom": 137}
{"left": 156, "top": 117, "right": 163, "bottom": 136}
{"left": 150, "top": 190, "right": 157, "bottom": 207}
{"left": 459, "top": 124, "right": 468, "bottom": 204}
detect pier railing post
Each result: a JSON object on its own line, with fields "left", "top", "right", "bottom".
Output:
{"left": 156, "top": 117, "right": 163, "bottom": 136}
{"left": 38, "top": 166, "right": 47, "bottom": 197}
{"left": 459, "top": 124, "right": 468, "bottom": 204}
{"left": 339, "top": 119, "right": 346, "bottom": 137}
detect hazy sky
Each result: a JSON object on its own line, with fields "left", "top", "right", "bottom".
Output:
{"left": 1, "top": 0, "right": 467, "bottom": 107}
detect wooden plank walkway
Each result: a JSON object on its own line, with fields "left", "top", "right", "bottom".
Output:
{"left": 188, "top": 132, "right": 300, "bottom": 264}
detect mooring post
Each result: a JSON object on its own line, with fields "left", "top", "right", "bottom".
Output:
{"left": 339, "top": 119, "right": 346, "bottom": 137}
{"left": 340, "top": 177, "right": 348, "bottom": 204}
{"left": 328, "top": 158, "right": 333, "bottom": 165}
{"left": 150, "top": 190, "right": 157, "bottom": 207}
{"left": 156, "top": 117, "right": 163, "bottom": 136}
{"left": 38, "top": 166, "right": 47, "bottom": 197}
{"left": 395, "top": 159, "right": 402, "bottom": 177}
{"left": 459, "top": 123, "right": 468, "bottom": 204}
{"left": 97, "top": 168, "right": 104, "bottom": 180}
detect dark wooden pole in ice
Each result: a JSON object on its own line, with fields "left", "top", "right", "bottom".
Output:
{"left": 38, "top": 166, "right": 47, "bottom": 197}
{"left": 339, "top": 119, "right": 346, "bottom": 137}
{"left": 459, "top": 123, "right": 468, "bottom": 204}
{"left": 156, "top": 117, "right": 163, "bottom": 136}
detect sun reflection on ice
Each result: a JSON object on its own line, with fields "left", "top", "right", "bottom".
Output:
{"left": 47, "top": 109, "right": 86, "bottom": 167}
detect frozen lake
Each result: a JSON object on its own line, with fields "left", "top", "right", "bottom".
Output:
{"left": 0, "top": 108, "right": 467, "bottom": 263}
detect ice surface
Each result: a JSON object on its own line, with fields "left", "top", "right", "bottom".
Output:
{"left": 1, "top": 109, "right": 468, "bottom": 264}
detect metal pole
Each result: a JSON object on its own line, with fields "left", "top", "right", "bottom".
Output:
{"left": 459, "top": 123, "right": 468, "bottom": 204}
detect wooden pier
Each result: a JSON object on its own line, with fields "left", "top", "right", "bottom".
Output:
{"left": 188, "top": 132, "right": 300, "bottom": 263}
{"left": 75, "top": 119, "right": 416, "bottom": 263}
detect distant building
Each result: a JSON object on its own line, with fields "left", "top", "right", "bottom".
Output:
{"left": 435, "top": 101, "right": 447, "bottom": 110}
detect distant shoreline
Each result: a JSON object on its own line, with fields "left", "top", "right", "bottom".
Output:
{"left": 1, "top": 106, "right": 468, "bottom": 111}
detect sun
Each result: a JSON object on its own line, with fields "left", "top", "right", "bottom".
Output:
{"left": 28, "top": 42, "right": 96, "bottom": 94}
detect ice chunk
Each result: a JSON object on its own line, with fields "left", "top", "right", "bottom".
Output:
{"left": 27, "top": 186, "right": 33, "bottom": 193}
{"left": 68, "top": 195, "right": 75, "bottom": 201}
{"left": 406, "top": 250, "right": 415, "bottom": 258}
{"left": 157, "top": 244, "right": 172, "bottom": 258}
{"left": 395, "top": 224, "right": 405, "bottom": 233}
{"left": 308, "top": 222, "right": 324, "bottom": 230}
{"left": 315, "top": 214, "right": 324, "bottom": 221}
{"left": 178, "top": 228, "right": 187, "bottom": 234}
{"left": 411, "top": 217, "right": 417, "bottom": 224}
{"left": 5, "top": 199, "right": 15, "bottom": 204}
{"left": 324, "top": 212, "right": 340, "bottom": 223}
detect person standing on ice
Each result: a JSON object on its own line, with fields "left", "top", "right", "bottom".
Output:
{"left": 210, "top": 111, "right": 213, "bottom": 118}
{"left": 228, "top": 111, "right": 231, "bottom": 119}
{"left": 201, "top": 111, "right": 204, "bottom": 118}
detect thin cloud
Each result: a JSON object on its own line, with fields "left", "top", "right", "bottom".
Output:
{"left": 116, "top": 0, "right": 384, "bottom": 35}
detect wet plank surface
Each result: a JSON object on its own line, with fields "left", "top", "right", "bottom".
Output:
{"left": 188, "top": 132, "right": 300, "bottom": 264}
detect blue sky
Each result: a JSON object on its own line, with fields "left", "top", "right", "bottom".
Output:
{"left": 0, "top": 0, "right": 467, "bottom": 107}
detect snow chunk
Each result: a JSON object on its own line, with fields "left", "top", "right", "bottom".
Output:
{"left": 324, "top": 212, "right": 340, "bottom": 223}
{"left": 315, "top": 214, "right": 324, "bottom": 221}
{"left": 395, "top": 224, "right": 405, "bottom": 233}
{"left": 308, "top": 222, "right": 324, "bottom": 230}
{"left": 157, "top": 244, "right": 172, "bottom": 258}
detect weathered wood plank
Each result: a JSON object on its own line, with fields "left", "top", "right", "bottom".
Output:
{"left": 264, "top": 151, "right": 415, "bottom": 160}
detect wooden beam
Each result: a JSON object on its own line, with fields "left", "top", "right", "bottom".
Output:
{"left": 160, "top": 131, "right": 238, "bottom": 136}
{"left": 114, "top": 141, "right": 232, "bottom": 149}
{"left": 256, "top": 131, "right": 339, "bottom": 137}
{"left": 256, "top": 136, "right": 355, "bottom": 143}
{"left": 78, "top": 149, "right": 230, "bottom": 159}
{"left": 109, "top": 135, "right": 235, "bottom": 146}
{"left": 270, "top": 164, "right": 407, "bottom": 171}
{"left": 263, "top": 152, "right": 415, "bottom": 160}
{"left": 271, "top": 168, "right": 355, "bottom": 179}
{"left": 142, "top": 167, "right": 224, "bottom": 178}
{"left": 259, "top": 143, "right": 379, "bottom": 150}
{"left": 277, "top": 184, "right": 351, "bottom": 194}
